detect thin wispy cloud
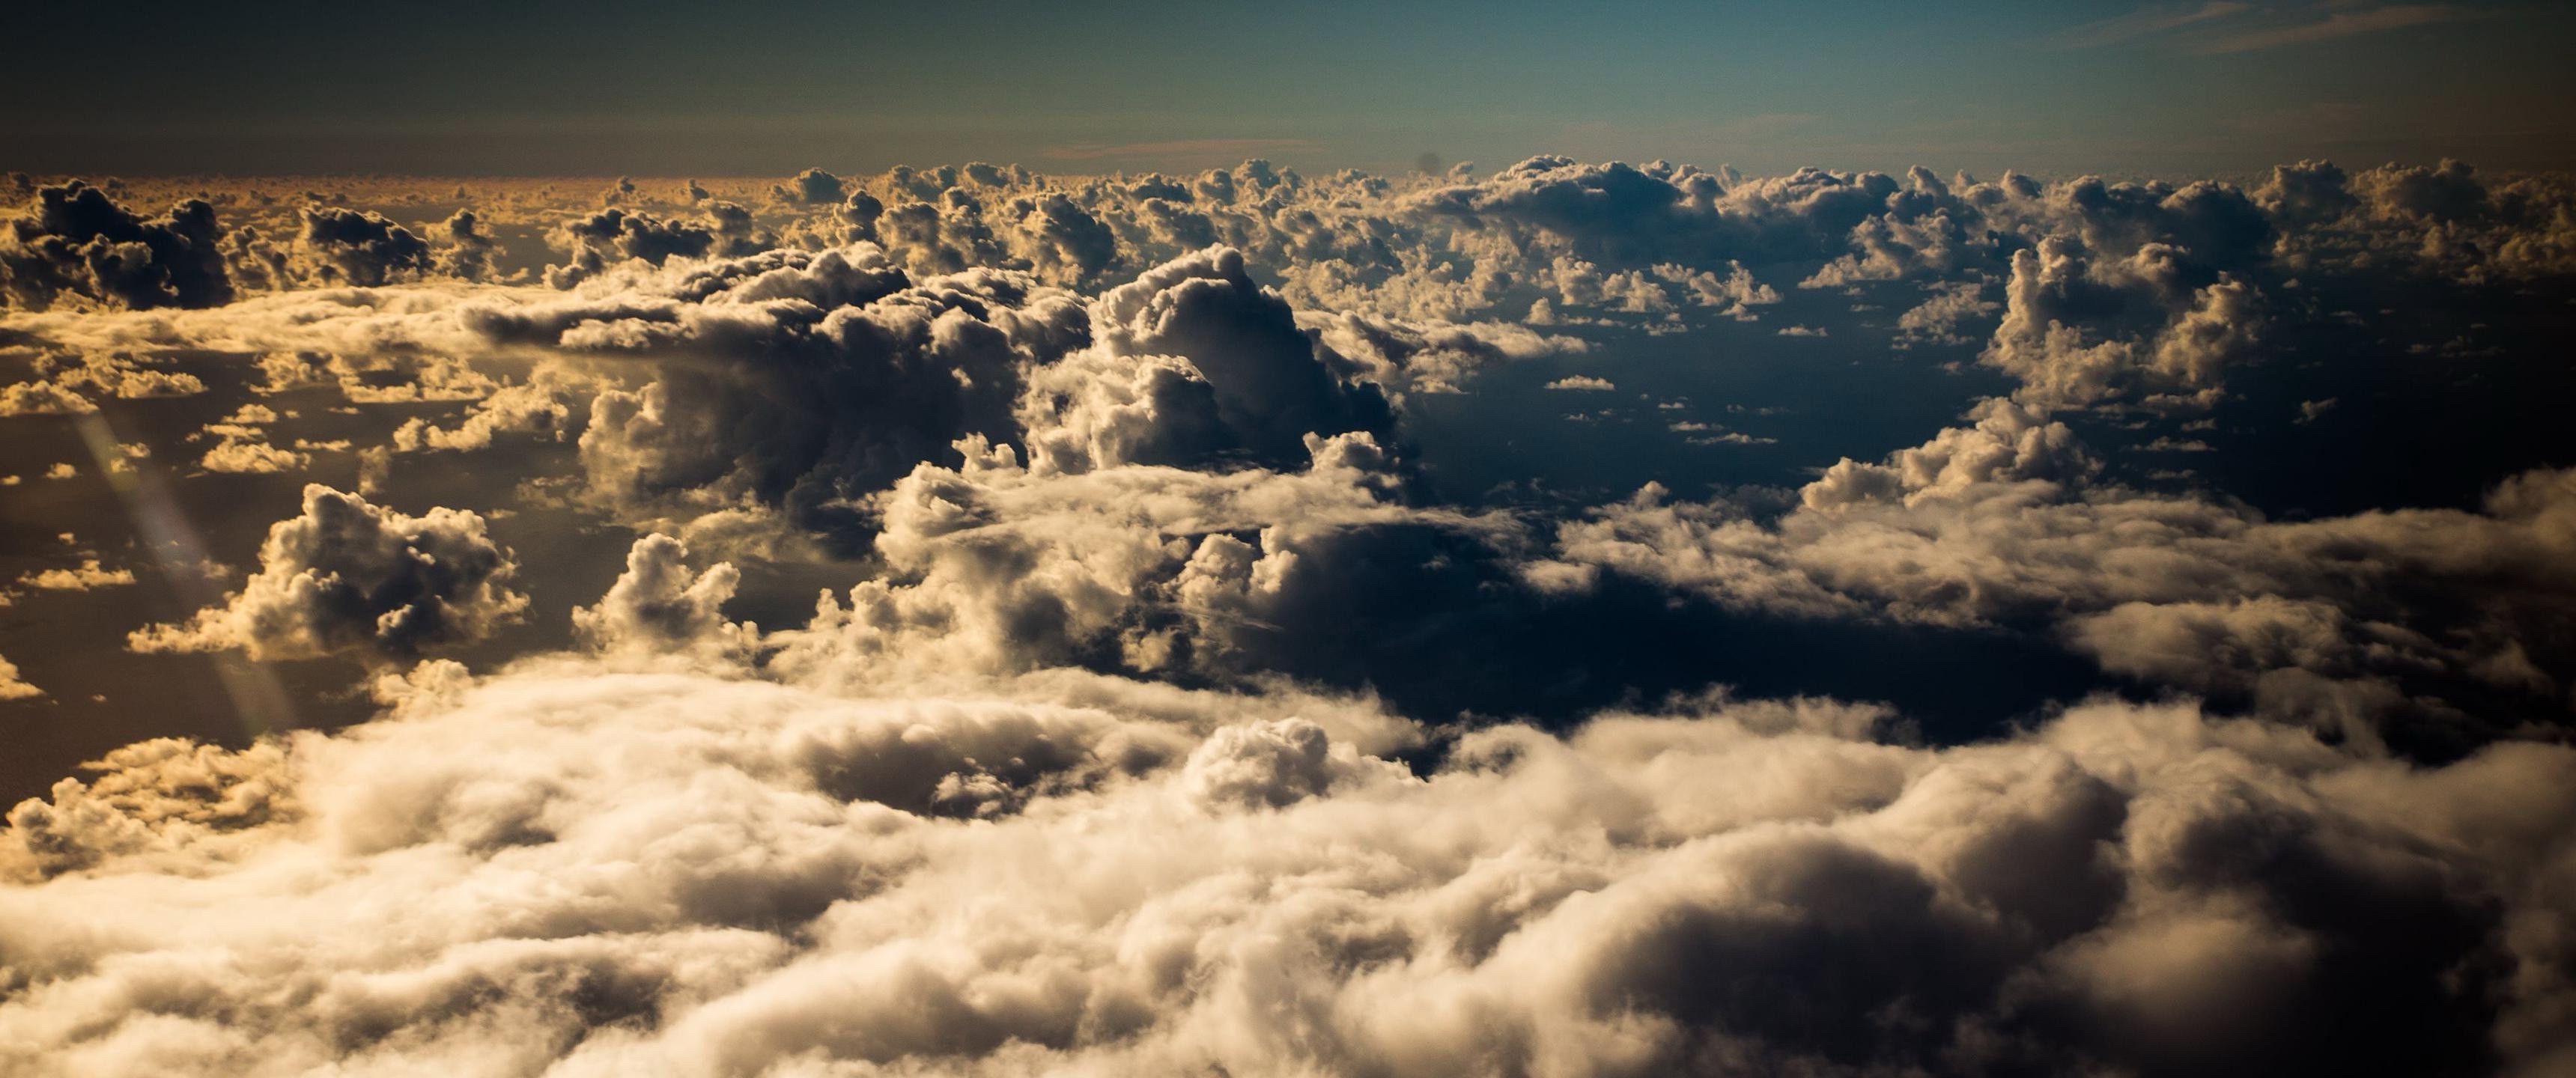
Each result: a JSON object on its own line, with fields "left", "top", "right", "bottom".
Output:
{"left": 2046, "top": 1, "right": 2252, "bottom": 49}
{"left": 2195, "top": 3, "right": 2478, "bottom": 53}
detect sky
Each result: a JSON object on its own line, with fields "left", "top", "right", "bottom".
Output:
{"left": 4, "top": 4, "right": 2576, "bottom": 1076}
{"left": 12, "top": 1, "right": 2575, "bottom": 176}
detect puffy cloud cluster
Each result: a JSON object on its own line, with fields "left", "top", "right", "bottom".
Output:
{"left": 1304, "top": 310, "right": 1585, "bottom": 396}
{"left": 128, "top": 484, "right": 526, "bottom": 662}
{"left": 5, "top": 229, "right": 1474, "bottom": 552}
{"left": 2261, "top": 158, "right": 2576, "bottom": 281}
{"left": 222, "top": 204, "right": 500, "bottom": 293}
{"left": 775, "top": 166, "right": 847, "bottom": 207}
{"left": 392, "top": 364, "right": 582, "bottom": 453}
{"left": 430, "top": 209, "right": 500, "bottom": 281}
{"left": 543, "top": 203, "right": 768, "bottom": 287}
{"left": 326, "top": 240, "right": 1427, "bottom": 547}
{"left": 289, "top": 207, "right": 434, "bottom": 287}
{"left": 195, "top": 405, "right": 315, "bottom": 474}
{"left": 0, "top": 350, "right": 206, "bottom": 415}
{"left": 1538, "top": 411, "right": 2576, "bottom": 754}
{"left": 0, "top": 181, "right": 231, "bottom": 311}
{"left": 13, "top": 152, "right": 2569, "bottom": 333}
{"left": 16, "top": 559, "right": 136, "bottom": 591}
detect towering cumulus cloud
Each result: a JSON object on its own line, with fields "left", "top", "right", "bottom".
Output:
{"left": 2, "top": 150, "right": 2575, "bottom": 1077}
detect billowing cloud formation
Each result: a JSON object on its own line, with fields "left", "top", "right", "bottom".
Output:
{"left": 1, "top": 653, "right": 2571, "bottom": 1076}
{"left": 1030, "top": 246, "right": 1394, "bottom": 473}
{"left": 1982, "top": 237, "right": 2261, "bottom": 411}
{"left": 544, "top": 203, "right": 768, "bottom": 287}
{"left": 2261, "top": 158, "right": 2576, "bottom": 281}
{"left": 571, "top": 535, "right": 753, "bottom": 659}
{"left": 773, "top": 428, "right": 1496, "bottom": 683}
{"left": 516, "top": 244, "right": 1076, "bottom": 544}
{"left": 0, "top": 181, "right": 231, "bottom": 311}
{"left": 292, "top": 207, "right": 434, "bottom": 287}
{"left": 128, "top": 485, "right": 526, "bottom": 662}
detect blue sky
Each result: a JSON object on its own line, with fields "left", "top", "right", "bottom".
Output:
{"left": 10, "top": 1, "right": 2572, "bottom": 175}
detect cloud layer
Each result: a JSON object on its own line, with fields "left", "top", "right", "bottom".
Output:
{"left": 3, "top": 153, "right": 2575, "bottom": 1075}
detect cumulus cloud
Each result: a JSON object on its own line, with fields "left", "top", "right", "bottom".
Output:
{"left": 544, "top": 203, "right": 770, "bottom": 287}
{"left": 197, "top": 427, "right": 309, "bottom": 474}
{"left": 1057, "top": 246, "right": 1394, "bottom": 471}
{"left": 0, "top": 379, "right": 94, "bottom": 415}
{"left": 777, "top": 166, "right": 847, "bottom": 207}
{"left": 211, "top": 188, "right": 506, "bottom": 292}
{"left": 392, "top": 364, "right": 583, "bottom": 452}
{"left": 0, "top": 654, "right": 39, "bottom": 700}
{"left": 1304, "top": 311, "right": 1586, "bottom": 397}
{"left": 16, "top": 560, "right": 135, "bottom": 591}
{"left": 0, "top": 181, "right": 231, "bottom": 311}
{"left": 571, "top": 535, "right": 754, "bottom": 660}
{"left": 1983, "top": 237, "right": 2261, "bottom": 412}
{"left": 431, "top": 209, "right": 501, "bottom": 281}
{"left": 4, "top": 351, "right": 207, "bottom": 412}
{"left": 129, "top": 485, "right": 526, "bottom": 662}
